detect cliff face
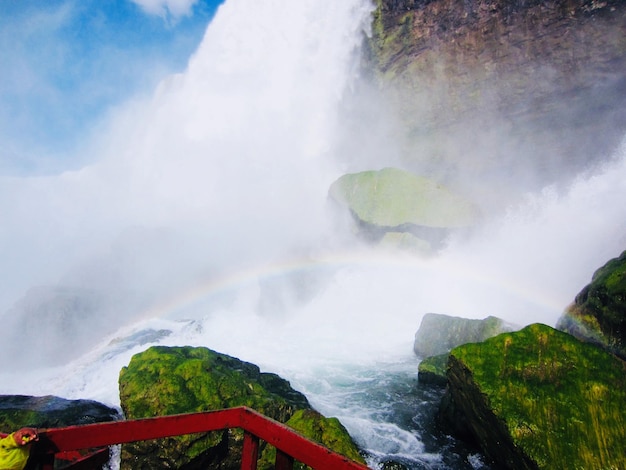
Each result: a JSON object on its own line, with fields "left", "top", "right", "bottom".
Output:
{"left": 359, "top": 0, "right": 626, "bottom": 207}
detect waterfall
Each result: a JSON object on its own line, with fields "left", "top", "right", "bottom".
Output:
{"left": 1, "top": 0, "right": 625, "bottom": 468}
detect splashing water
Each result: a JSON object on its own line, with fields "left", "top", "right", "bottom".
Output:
{"left": 1, "top": 0, "right": 626, "bottom": 468}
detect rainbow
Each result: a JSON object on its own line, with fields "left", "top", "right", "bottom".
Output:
{"left": 129, "top": 249, "right": 568, "bottom": 328}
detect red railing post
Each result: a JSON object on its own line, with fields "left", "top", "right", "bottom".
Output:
{"left": 240, "top": 430, "right": 259, "bottom": 470}
{"left": 275, "top": 449, "right": 294, "bottom": 470}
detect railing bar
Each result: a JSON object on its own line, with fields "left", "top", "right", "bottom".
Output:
{"left": 240, "top": 431, "right": 259, "bottom": 470}
{"left": 39, "top": 407, "right": 244, "bottom": 452}
{"left": 35, "top": 406, "right": 370, "bottom": 470}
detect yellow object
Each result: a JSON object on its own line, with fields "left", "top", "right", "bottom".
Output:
{"left": 0, "top": 433, "right": 30, "bottom": 470}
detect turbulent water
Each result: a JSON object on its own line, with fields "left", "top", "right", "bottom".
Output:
{"left": 1, "top": 0, "right": 626, "bottom": 468}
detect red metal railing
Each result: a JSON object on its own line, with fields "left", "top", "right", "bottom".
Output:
{"left": 33, "top": 406, "right": 371, "bottom": 470}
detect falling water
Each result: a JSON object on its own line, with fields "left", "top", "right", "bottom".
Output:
{"left": 1, "top": 0, "right": 626, "bottom": 468}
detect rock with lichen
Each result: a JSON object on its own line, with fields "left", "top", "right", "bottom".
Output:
{"left": 440, "top": 323, "right": 626, "bottom": 469}
{"left": 557, "top": 249, "right": 626, "bottom": 360}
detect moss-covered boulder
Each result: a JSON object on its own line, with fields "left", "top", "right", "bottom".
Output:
{"left": 118, "top": 346, "right": 360, "bottom": 469}
{"left": 0, "top": 395, "right": 119, "bottom": 431}
{"left": 557, "top": 249, "right": 626, "bottom": 360}
{"left": 258, "top": 409, "right": 365, "bottom": 469}
{"left": 413, "top": 313, "right": 516, "bottom": 358}
{"left": 329, "top": 168, "right": 478, "bottom": 249}
{"left": 440, "top": 323, "right": 626, "bottom": 469}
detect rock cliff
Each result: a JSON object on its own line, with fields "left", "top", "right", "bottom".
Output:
{"left": 359, "top": 0, "right": 626, "bottom": 207}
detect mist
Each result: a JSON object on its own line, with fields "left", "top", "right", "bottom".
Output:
{"left": 1, "top": 0, "right": 625, "bottom": 390}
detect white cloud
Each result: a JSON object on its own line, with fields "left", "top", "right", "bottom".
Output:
{"left": 129, "top": 0, "right": 199, "bottom": 19}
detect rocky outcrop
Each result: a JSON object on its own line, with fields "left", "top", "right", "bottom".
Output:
{"left": 414, "top": 313, "right": 517, "bottom": 357}
{"left": 360, "top": 0, "right": 626, "bottom": 206}
{"left": 328, "top": 167, "right": 478, "bottom": 250}
{"left": 118, "top": 346, "right": 363, "bottom": 469}
{"left": 557, "top": 249, "right": 626, "bottom": 359}
{"left": 440, "top": 323, "right": 626, "bottom": 469}
{"left": 417, "top": 353, "right": 449, "bottom": 386}
{"left": 415, "top": 314, "right": 517, "bottom": 385}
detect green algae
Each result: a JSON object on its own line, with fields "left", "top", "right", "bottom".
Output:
{"left": 449, "top": 323, "right": 626, "bottom": 469}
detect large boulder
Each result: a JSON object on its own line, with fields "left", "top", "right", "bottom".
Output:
{"left": 0, "top": 395, "right": 120, "bottom": 431}
{"left": 440, "top": 323, "right": 626, "bottom": 469}
{"left": 415, "top": 314, "right": 517, "bottom": 385}
{"left": 118, "top": 346, "right": 363, "bottom": 469}
{"left": 329, "top": 168, "right": 478, "bottom": 249}
{"left": 557, "top": 249, "right": 626, "bottom": 360}
{"left": 414, "top": 313, "right": 517, "bottom": 358}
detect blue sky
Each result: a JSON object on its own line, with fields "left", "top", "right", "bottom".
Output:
{"left": 0, "top": 0, "right": 224, "bottom": 175}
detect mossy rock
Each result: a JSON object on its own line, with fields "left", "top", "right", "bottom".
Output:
{"left": 118, "top": 346, "right": 311, "bottom": 469}
{"left": 557, "top": 249, "right": 626, "bottom": 359}
{"left": 443, "top": 323, "right": 626, "bottom": 469}
{"left": 329, "top": 168, "right": 478, "bottom": 230}
{"left": 0, "top": 395, "right": 119, "bottom": 431}
{"left": 414, "top": 313, "right": 517, "bottom": 358}
{"left": 258, "top": 409, "right": 365, "bottom": 470}
{"left": 417, "top": 354, "right": 448, "bottom": 386}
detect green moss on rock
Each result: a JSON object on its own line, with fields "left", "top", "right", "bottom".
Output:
{"left": 417, "top": 354, "right": 448, "bottom": 386}
{"left": 444, "top": 323, "right": 626, "bottom": 469}
{"left": 118, "top": 346, "right": 362, "bottom": 469}
{"left": 557, "top": 249, "right": 626, "bottom": 359}
{"left": 118, "top": 346, "right": 311, "bottom": 469}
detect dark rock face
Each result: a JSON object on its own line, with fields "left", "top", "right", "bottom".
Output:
{"left": 0, "top": 395, "right": 120, "bottom": 469}
{"left": 0, "top": 394, "right": 120, "bottom": 431}
{"left": 361, "top": 0, "right": 626, "bottom": 207}
{"left": 557, "top": 249, "right": 626, "bottom": 359}
{"left": 118, "top": 346, "right": 362, "bottom": 469}
{"left": 440, "top": 323, "right": 626, "bottom": 469}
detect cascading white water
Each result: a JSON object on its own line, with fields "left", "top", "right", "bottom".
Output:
{"left": 1, "top": 0, "right": 626, "bottom": 468}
